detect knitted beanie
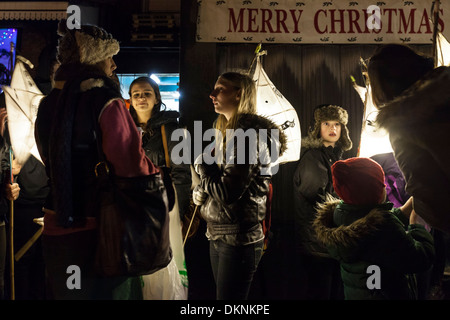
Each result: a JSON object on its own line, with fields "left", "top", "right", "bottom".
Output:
{"left": 56, "top": 19, "right": 120, "bottom": 65}
{"left": 308, "top": 104, "right": 353, "bottom": 151}
{"left": 332, "top": 157, "right": 386, "bottom": 205}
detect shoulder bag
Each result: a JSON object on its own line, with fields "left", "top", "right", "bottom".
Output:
{"left": 92, "top": 119, "right": 172, "bottom": 277}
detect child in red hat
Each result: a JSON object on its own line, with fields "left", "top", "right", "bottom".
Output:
{"left": 313, "top": 157, "right": 435, "bottom": 300}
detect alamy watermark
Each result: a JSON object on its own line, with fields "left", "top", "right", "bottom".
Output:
{"left": 170, "top": 121, "right": 281, "bottom": 176}
{"left": 366, "top": 5, "right": 382, "bottom": 30}
{"left": 366, "top": 265, "right": 381, "bottom": 290}
{"left": 63, "top": 5, "right": 282, "bottom": 174}
{"left": 66, "top": 5, "right": 81, "bottom": 29}
{"left": 66, "top": 265, "right": 81, "bottom": 290}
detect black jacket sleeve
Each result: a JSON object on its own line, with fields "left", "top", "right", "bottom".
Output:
{"left": 165, "top": 123, "right": 192, "bottom": 219}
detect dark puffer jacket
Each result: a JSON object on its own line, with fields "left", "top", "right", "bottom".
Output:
{"left": 313, "top": 197, "right": 435, "bottom": 300}
{"left": 196, "top": 113, "right": 287, "bottom": 246}
{"left": 292, "top": 136, "right": 344, "bottom": 256}
{"left": 132, "top": 109, "right": 192, "bottom": 220}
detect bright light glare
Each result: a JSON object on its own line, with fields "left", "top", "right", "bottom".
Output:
{"left": 359, "top": 125, "right": 393, "bottom": 157}
{"left": 150, "top": 74, "right": 161, "bottom": 84}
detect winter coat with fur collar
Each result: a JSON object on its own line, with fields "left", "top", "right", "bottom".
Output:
{"left": 196, "top": 113, "right": 287, "bottom": 246}
{"left": 376, "top": 66, "right": 450, "bottom": 233}
{"left": 313, "top": 197, "right": 435, "bottom": 300}
{"left": 292, "top": 135, "right": 344, "bottom": 256}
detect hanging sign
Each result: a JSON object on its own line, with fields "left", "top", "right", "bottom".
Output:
{"left": 196, "top": 0, "right": 447, "bottom": 44}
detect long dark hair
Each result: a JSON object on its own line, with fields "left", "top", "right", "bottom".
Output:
{"left": 367, "top": 44, "right": 434, "bottom": 108}
{"left": 128, "top": 76, "right": 166, "bottom": 138}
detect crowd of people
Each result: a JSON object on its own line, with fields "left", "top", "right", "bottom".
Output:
{"left": 0, "top": 20, "right": 448, "bottom": 300}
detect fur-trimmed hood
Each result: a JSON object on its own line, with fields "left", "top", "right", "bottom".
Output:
{"left": 234, "top": 113, "right": 288, "bottom": 158}
{"left": 313, "top": 196, "right": 395, "bottom": 261}
{"left": 376, "top": 66, "right": 450, "bottom": 130}
{"left": 313, "top": 197, "right": 435, "bottom": 300}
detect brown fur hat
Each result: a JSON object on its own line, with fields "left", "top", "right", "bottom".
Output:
{"left": 56, "top": 19, "right": 120, "bottom": 65}
{"left": 305, "top": 104, "right": 352, "bottom": 151}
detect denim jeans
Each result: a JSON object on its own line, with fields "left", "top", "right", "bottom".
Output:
{"left": 209, "top": 239, "right": 264, "bottom": 300}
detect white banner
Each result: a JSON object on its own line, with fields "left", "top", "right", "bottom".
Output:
{"left": 196, "top": 0, "right": 448, "bottom": 44}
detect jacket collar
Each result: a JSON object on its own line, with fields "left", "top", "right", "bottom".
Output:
{"left": 313, "top": 196, "right": 394, "bottom": 249}
{"left": 235, "top": 113, "right": 288, "bottom": 157}
{"left": 376, "top": 66, "right": 450, "bottom": 130}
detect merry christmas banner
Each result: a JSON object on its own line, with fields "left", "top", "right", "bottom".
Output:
{"left": 196, "top": 0, "right": 448, "bottom": 44}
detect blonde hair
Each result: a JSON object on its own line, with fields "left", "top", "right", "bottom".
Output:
{"left": 211, "top": 72, "right": 257, "bottom": 163}
{"left": 214, "top": 71, "right": 257, "bottom": 135}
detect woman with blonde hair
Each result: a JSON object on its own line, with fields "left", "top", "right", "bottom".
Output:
{"left": 192, "top": 71, "right": 286, "bottom": 299}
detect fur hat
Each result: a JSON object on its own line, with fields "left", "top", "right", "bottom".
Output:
{"left": 305, "top": 104, "right": 352, "bottom": 151}
{"left": 56, "top": 19, "right": 120, "bottom": 65}
{"left": 332, "top": 157, "right": 386, "bottom": 205}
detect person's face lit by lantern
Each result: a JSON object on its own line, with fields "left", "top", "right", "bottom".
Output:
{"left": 321, "top": 120, "right": 341, "bottom": 147}
{"left": 209, "top": 77, "right": 240, "bottom": 121}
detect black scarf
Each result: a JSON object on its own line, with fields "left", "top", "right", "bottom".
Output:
{"left": 48, "top": 63, "right": 121, "bottom": 227}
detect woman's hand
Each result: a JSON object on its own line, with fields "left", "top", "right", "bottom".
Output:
{"left": 5, "top": 182, "right": 20, "bottom": 201}
{"left": 410, "top": 209, "right": 430, "bottom": 231}
{"left": 399, "top": 196, "right": 413, "bottom": 218}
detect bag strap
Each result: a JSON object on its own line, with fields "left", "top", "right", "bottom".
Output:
{"left": 92, "top": 107, "right": 110, "bottom": 178}
{"left": 161, "top": 124, "right": 170, "bottom": 168}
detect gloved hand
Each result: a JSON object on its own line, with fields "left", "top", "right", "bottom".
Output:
{"left": 193, "top": 154, "right": 205, "bottom": 177}
{"left": 194, "top": 153, "right": 219, "bottom": 180}
{"left": 192, "top": 185, "right": 208, "bottom": 206}
{"left": 194, "top": 154, "right": 209, "bottom": 180}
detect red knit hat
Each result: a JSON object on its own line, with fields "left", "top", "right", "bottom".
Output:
{"left": 331, "top": 157, "right": 386, "bottom": 205}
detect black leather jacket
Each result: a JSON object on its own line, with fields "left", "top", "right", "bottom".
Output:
{"left": 196, "top": 113, "right": 287, "bottom": 246}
